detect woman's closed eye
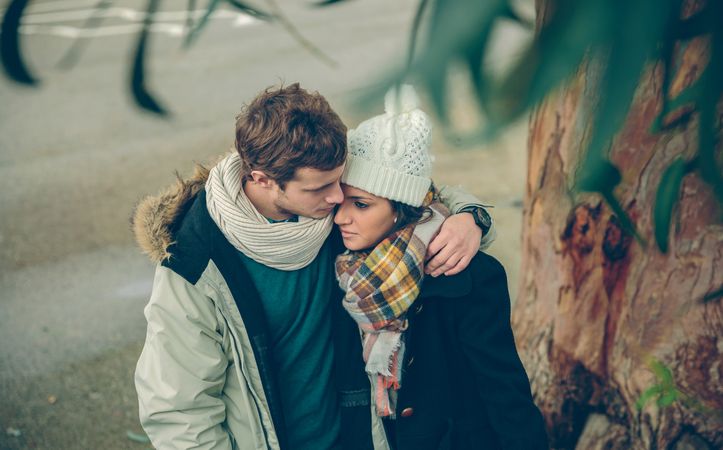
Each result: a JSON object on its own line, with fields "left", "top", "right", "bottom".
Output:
{"left": 354, "top": 201, "right": 369, "bottom": 209}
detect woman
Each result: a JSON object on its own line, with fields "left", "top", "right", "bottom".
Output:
{"left": 332, "top": 85, "right": 549, "bottom": 450}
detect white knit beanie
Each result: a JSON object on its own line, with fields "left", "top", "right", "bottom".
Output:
{"left": 342, "top": 84, "right": 433, "bottom": 207}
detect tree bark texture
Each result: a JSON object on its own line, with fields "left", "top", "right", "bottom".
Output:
{"left": 512, "top": 2, "right": 723, "bottom": 449}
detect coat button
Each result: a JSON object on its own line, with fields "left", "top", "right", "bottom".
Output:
{"left": 401, "top": 407, "right": 414, "bottom": 417}
{"left": 407, "top": 356, "right": 414, "bottom": 367}
{"left": 415, "top": 304, "right": 423, "bottom": 314}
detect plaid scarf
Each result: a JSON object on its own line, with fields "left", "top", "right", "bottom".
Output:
{"left": 335, "top": 191, "right": 448, "bottom": 417}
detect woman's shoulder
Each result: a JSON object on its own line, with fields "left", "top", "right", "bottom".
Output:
{"left": 420, "top": 252, "right": 507, "bottom": 300}
{"left": 449, "top": 252, "right": 512, "bottom": 315}
{"left": 467, "top": 252, "right": 507, "bottom": 284}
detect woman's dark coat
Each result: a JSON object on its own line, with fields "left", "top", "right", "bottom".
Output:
{"left": 333, "top": 252, "right": 549, "bottom": 450}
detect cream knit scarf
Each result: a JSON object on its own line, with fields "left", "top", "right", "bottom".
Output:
{"left": 205, "top": 152, "right": 334, "bottom": 270}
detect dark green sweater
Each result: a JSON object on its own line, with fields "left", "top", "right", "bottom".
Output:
{"left": 237, "top": 240, "right": 340, "bottom": 450}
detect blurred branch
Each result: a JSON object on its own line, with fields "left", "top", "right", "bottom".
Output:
{"left": 130, "top": 0, "right": 169, "bottom": 115}
{"left": 263, "top": 0, "right": 337, "bottom": 67}
{"left": 184, "top": 0, "right": 222, "bottom": 48}
{"left": 312, "top": 0, "right": 351, "bottom": 6}
{"left": 184, "top": 0, "right": 271, "bottom": 48}
{"left": 57, "top": 0, "right": 114, "bottom": 70}
{"left": 1, "top": 0, "right": 37, "bottom": 84}
{"left": 185, "top": 0, "right": 198, "bottom": 35}
{"left": 406, "top": 0, "right": 430, "bottom": 69}
{"left": 226, "top": 0, "right": 273, "bottom": 20}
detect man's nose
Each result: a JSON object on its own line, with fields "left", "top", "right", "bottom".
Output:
{"left": 326, "top": 182, "right": 344, "bottom": 205}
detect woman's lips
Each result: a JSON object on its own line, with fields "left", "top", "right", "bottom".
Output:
{"left": 340, "top": 230, "right": 356, "bottom": 238}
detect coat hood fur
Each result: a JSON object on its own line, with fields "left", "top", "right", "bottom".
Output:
{"left": 132, "top": 164, "right": 210, "bottom": 263}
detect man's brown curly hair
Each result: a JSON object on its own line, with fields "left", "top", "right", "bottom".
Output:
{"left": 234, "top": 83, "right": 347, "bottom": 189}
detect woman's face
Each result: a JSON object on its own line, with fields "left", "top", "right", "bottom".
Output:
{"left": 334, "top": 184, "right": 397, "bottom": 251}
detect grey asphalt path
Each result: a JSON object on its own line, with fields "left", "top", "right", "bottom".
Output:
{"left": 0, "top": 246, "right": 152, "bottom": 382}
{"left": 0, "top": 0, "right": 532, "bottom": 447}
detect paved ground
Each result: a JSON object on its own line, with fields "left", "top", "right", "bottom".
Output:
{"left": 0, "top": 0, "right": 531, "bottom": 448}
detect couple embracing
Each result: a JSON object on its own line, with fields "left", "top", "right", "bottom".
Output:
{"left": 133, "top": 83, "right": 548, "bottom": 450}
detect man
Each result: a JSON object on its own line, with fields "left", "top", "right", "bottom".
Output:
{"left": 133, "top": 83, "right": 495, "bottom": 450}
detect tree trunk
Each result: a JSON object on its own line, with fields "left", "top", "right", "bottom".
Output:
{"left": 512, "top": 2, "right": 723, "bottom": 449}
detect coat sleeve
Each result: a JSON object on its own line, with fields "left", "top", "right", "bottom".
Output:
{"left": 135, "top": 265, "right": 233, "bottom": 450}
{"left": 437, "top": 184, "right": 496, "bottom": 251}
{"left": 455, "top": 255, "right": 549, "bottom": 449}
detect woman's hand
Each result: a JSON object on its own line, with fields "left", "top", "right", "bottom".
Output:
{"left": 425, "top": 212, "right": 482, "bottom": 277}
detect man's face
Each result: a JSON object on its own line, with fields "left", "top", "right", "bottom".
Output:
{"left": 273, "top": 165, "right": 345, "bottom": 219}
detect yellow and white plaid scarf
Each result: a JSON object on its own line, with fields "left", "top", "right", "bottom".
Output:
{"left": 335, "top": 191, "right": 447, "bottom": 417}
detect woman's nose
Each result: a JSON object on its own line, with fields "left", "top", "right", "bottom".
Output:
{"left": 334, "top": 205, "right": 351, "bottom": 225}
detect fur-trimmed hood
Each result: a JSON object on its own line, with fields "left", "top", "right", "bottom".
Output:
{"left": 132, "top": 164, "right": 210, "bottom": 263}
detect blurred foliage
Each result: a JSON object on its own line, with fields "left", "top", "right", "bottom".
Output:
{"left": 637, "top": 358, "right": 723, "bottom": 418}
{"left": 701, "top": 285, "right": 723, "bottom": 303}
{"left": 388, "top": 0, "right": 722, "bottom": 254}
{"left": 636, "top": 358, "right": 682, "bottom": 410}
{"left": 1, "top": 0, "right": 721, "bottom": 255}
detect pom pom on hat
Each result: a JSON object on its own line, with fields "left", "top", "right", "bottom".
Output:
{"left": 384, "top": 84, "right": 420, "bottom": 115}
{"left": 343, "top": 84, "right": 434, "bottom": 207}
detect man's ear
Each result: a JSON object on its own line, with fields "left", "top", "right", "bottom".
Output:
{"left": 248, "top": 170, "right": 277, "bottom": 189}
